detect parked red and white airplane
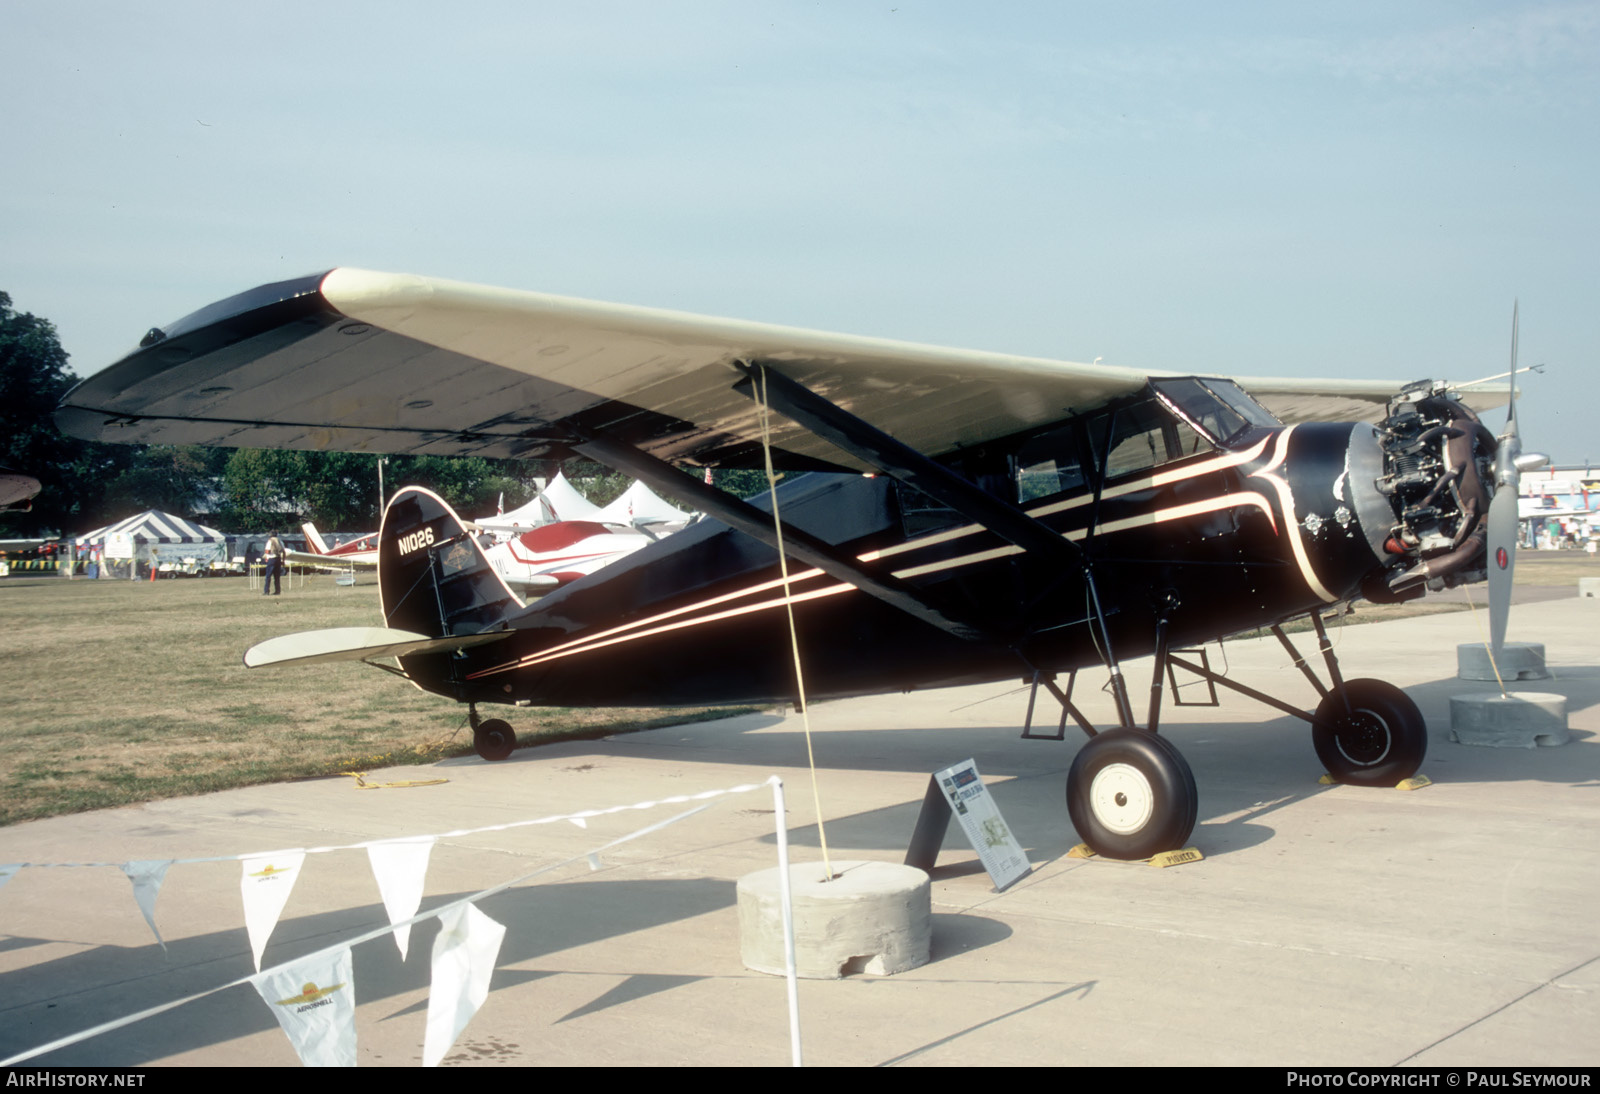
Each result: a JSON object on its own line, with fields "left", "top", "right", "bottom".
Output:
{"left": 285, "top": 522, "right": 380, "bottom": 569}
{"left": 292, "top": 512, "right": 649, "bottom": 595}
{"left": 485, "top": 519, "right": 654, "bottom": 597}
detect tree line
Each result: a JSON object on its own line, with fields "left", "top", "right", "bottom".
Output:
{"left": 2, "top": 292, "right": 770, "bottom": 539}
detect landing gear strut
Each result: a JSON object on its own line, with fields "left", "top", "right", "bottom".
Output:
{"left": 1034, "top": 600, "right": 1200, "bottom": 861}
{"left": 1034, "top": 607, "right": 1428, "bottom": 859}
{"left": 468, "top": 704, "right": 516, "bottom": 762}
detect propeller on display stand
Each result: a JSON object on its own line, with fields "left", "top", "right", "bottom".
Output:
{"left": 1484, "top": 303, "right": 1548, "bottom": 666}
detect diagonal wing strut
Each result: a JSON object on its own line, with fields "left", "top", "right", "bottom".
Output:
{"left": 570, "top": 430, "right": 994, "bottom": 644}
{"left": 730, "top": 361, "right": 1137, "bottom": 728}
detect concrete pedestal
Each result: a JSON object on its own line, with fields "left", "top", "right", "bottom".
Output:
{"left": 1449, "top": 692, "right": 1570, "bottom": 748}
{"left": 738, "top": 860, "right": 930, "bottom": 979}
{"left": 1456, "top": 642, "right": 1550, "bottom": 681}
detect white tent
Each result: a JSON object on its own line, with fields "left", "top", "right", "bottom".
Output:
{"left": 475, "top": 471, "right": 606, "bottom": 536}
{"left": 595, "top": 480, "right": 694, "bottom": 527}
{"left": 537, "top": 472, "right": 606, "bottom": 522}
{"left": 475, "top": 495, "right": 546, "bottom": 536}
{"left": 77, "top": 510, "right": 227, "bottom": 576}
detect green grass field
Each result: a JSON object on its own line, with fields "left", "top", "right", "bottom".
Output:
{"left": 0, "top": 572, "right": 753, "bottom": 825}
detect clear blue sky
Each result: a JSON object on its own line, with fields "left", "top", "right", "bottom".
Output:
{"left": 4, "top": 2, "right": 1595, "bottom": 461}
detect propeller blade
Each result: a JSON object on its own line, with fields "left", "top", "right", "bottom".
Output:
{"left": 1486, "top": 480, "right": 1517, "bottom": 658}
{"left": 1487, "top": 302, "right": 1522, "bottom": 660}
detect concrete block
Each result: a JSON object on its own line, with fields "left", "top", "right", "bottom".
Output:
{"left": 1456, "top": 642, "right": 1550, "bottom": 681}
{"left": 738, "top": 860, "right": 930, "bottom": 979}
{"left": 1579, "top": 577, "right": 1600, "bottom": 599}
{"left": 1449, "top": 692, "right": 1570, "bottom": 748}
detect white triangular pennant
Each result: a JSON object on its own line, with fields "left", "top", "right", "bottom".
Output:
{"left": 241, "top": 852, "right": 305, "bottom": 972}
{"left": 423, "top": 902, "right": 506, "bottom": 1067}
{"left": 366, "top": 839, "right": 434, "bottom": 961}
{"left": 120, "top": 859, "right": 172, "bottom": 949}
{"left": 0, "top": 864, "right": 21, "bottom": 890}
{"left": 253, "top": 946, "right": 357, "bottom": 1067}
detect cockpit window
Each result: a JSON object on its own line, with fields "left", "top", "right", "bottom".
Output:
{"left": 1152, "top": 378, "right": 1280, "bottom": 449}
{"left": 1088, "top": 396, "right": 1212, "bottom": 480}
{"left": 1015, "top": 421, "right": 1088, "bottom": 502}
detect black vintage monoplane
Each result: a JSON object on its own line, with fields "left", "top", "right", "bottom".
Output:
{"left": 56, "top": 270, "right": 1538, "bottom": 859}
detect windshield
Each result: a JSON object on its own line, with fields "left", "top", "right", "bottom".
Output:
{"left": 1151, "top": 378, "right": 1280, "bottom": 449}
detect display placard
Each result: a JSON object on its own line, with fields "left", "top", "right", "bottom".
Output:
{"left": 931, "top": 759, "right": 1031, "bottom": 891}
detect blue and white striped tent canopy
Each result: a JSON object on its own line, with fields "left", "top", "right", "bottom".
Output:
{"left": 78, "top": 510, "right": 225, "bottom": 545}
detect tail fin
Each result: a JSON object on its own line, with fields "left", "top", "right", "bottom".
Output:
{"left": 379, "top": 486, "right": 522, "bottom": 638}
{"left": 302, "top": 522, "right": 331, "bottom": 555}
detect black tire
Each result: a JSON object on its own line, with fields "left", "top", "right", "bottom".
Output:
{"left": 473, "top": 718, "right": 516, "bottom": 762}
{"left": 1066, "top": 728, "right": 1198, "bottom": 860}
{"left": 1312, "top": 679, "right": 1426, "bottom": 787}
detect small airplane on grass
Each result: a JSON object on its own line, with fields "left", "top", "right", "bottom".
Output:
{"left": 56, "top": 270, "right": 1542, "bottom": 860}
{"left": 283, "top": 522, "right": 379, "bottom": 570}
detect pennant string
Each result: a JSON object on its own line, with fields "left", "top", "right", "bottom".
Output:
{"left": 0, "top": 783, "right": 762, "bottom": 1066}
{"left": 8, "top": 780, "right": 775, "bottom": 873}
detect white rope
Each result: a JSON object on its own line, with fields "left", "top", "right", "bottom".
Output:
{"left": 7, "top": 781, "right": 774, "bottom": 872}
{"left": 1, "top": 779, "right": 775, "bottom": 1065}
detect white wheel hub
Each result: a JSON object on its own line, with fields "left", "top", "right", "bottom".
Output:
{"left": 1089, "top": 762, "right": 1155, "bottom": 835}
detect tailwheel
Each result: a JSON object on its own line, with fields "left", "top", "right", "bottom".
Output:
{"left": 1067, "top": 728, "right": 1198, "bottom": 860}
{"left": 473, "top": 718, "right": 516, "bottom": 762}
{"left": 1312, "top": 679, "right": 1426, "bottom": 787}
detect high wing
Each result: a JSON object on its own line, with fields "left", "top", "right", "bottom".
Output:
{"left": 55, "top": 269, "right": 1505, "bottom": 464}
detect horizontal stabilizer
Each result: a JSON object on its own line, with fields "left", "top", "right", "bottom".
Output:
{"left": 244, "top": 626, "right": 514, "bottom": 668}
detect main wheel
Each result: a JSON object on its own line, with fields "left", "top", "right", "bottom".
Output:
{"left": 473, "top": 718, "right": 516, "bottom": 762}
{"left": 1066, "top": 729, "right": 1198, "bottom": 860}
{"left": 1312, "top": 679, "right": 1426, "bottom": 787}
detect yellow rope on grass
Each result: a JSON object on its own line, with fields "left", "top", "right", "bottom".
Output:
{"left": 340, "top": 771, "right": 450, "bottom": 790}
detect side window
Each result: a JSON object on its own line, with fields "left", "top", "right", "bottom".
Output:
{"left": 1171, "top": 417, "right": 1209, "bottom": 458}
{"left": 1089, "top": 399, "right": 1212, "bottom": 480}
{"left": 897, "top": 483, "right": 963, "bottom": 537}
{"left": 1104, "top": 422, "right": 1165, "bottom": 477}
{"left": 1015, "top": 422, "right": 1088, "bottom": 502}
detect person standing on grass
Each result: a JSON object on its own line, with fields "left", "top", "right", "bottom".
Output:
{"left": 263, "top": 531, "right": 284, "bottom": 595}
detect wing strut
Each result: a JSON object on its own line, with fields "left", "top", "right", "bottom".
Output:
{"left": 569, "top": 430, "right": 993, "bottom": 644}
{"left": 732, "top": 363, "right": 1085, "bottom": 568}
{"left": 732, "top": 361, "right": 1138, "bottom": 729}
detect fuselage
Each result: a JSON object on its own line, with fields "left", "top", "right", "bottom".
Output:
{"left": 386, "top": 387, "right": 1435, "bottom": 712}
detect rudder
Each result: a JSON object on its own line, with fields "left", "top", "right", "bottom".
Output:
{"left": 379, "top": 486, "right": 521, "bottom": 638}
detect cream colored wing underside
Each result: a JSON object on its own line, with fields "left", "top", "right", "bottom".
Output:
{"left": 320, "top": 269, "right": 1150, "bottom": 466}
{"left": 323, "top": 270, "right": 1494, "bottom": 457}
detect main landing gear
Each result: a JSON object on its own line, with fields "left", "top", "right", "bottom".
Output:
{"left": 468, "top": 704, "right": 516, "bottom": 762}
{"left": 1311, "top": 679, "right": 1426, "bottom": 787}
{"left": 1027, "top": 609, "right": 1427, "bottom": 861}
{"left": 1066, "top": 729, "right": 1198, "bottom": 861}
